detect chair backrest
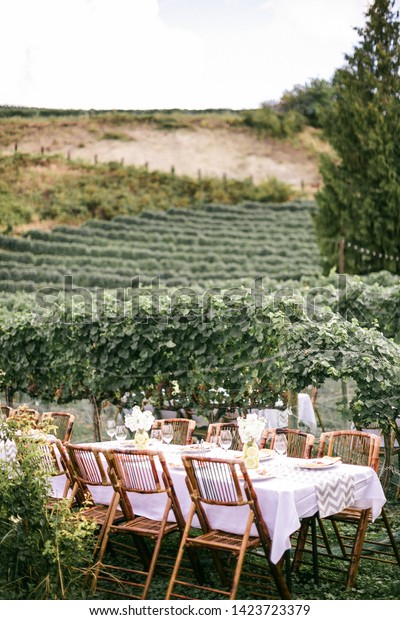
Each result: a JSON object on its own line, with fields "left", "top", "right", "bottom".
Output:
{"left": 317, "top": 430, "right": 381, "bottom": 472}
{"left": 0, "top": 405, "right": 14, "bottom": 419}
{"left": 182, "top": 455, "right": 247, "bottom": 506}
{"left": 65, "top": 444, "right": 110, "bottom": 504}
{"left": 8, "top": 407, "right": 40, "bottom": 426}
{"left": 34, "top": 439, "right": 65, "bottom": 477}
{"left": 105, "top": 448, "right": 185, "bottom": 526}
{"left": 182, "top": 455, "right": 273, "bottom": 544}
{"left": 41, "top": 412, "right": 75, "bottom": 442}
{"left": 260, "top": 428, "right": 315, "bottom": 459}
{"left": 153, "top": 418, "right": 196, "bottom": 445}
{"left": 206, "top": 422, "right": 243, "bottom": 451}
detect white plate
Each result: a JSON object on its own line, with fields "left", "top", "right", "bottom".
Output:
{"left": 236, "top": 466, "right": 274, "bottom": 481}
{"left": 247, "top": 469, "right": 275, "bottom": 481}
{"left": 178, "top": 445, "right": 211, "bottom": 455}
{"left": 259, "top": 449, "right": 274, "bottom": 461}
{"left": 166, "top": 460, "right": 184, "bottom": 469}
{"left": 296, "top": 459, "right": 341, "bottom": 470}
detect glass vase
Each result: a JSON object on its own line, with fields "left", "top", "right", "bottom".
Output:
{"left": 243, "top": 439, "right": 259, "bottom": 469}
{"left": 133, "top": 429, "right": 149, "bottom": 449}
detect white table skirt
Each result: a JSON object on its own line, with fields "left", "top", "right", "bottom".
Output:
{"left": 252, "top": 393, "right": 317, "bottom": 432}
{"left": 53, "top": 443, "right": 386, "bottom": 565}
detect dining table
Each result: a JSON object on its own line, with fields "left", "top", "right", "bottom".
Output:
{"left": 50, "top": 439, "right": 387, "bottom": 566}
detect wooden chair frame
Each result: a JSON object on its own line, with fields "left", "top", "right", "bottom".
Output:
{"left": 260, "top": 428, "right": 315, "bottom": 459}
{"left": 166, "top": 455, "right": 291, "bottom": 600}
{"left": 8, "top": 407, "right": 40, "bottom": 426}
{"left": 41, "top": 411, "right": 75, "bottom": 443}
{"left": 206, "top": 422, "right": 243, "bottom": 451}
{"left": 152, "top": 418, "right": 196, "bottom": 445}
{"left": 93, "top": 448, "right": 190, "bottom": 599}
{"left": 293, "top": 430, "right": 400, "bottom": 588}
{"left": 30, "top": 438, "right": 72, "bottom": 508}
{"left": 0, "top": 405, "right": 14, "bottom": 419}
{"left": 65, "top": 444, "right": 122, "bottom": 550}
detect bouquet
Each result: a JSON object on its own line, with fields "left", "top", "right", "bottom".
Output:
{"left": 237, "top": 413, "right": 265, "bottom": 444}
{"left": 124, "top": 405, "right": 155, "bottom": 432}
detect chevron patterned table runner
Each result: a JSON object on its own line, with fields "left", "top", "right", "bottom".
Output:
{"left": 314, "top": 472, "right": 355, "bottom": 517}
{"left": 264, "top": 459, "right": 357, "bottom": 518}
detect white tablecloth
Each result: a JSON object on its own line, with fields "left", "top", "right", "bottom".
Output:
{"left": 55, "top": 443, "right": 386, "bottom": 565}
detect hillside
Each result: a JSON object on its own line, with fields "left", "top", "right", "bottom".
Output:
{"left": 0, "top": 111, "right": 327, "bottom": 204}
{"left": 0, "top": 201, "right": 322, "bottom": 295}
{"left": 0, "top": 111, "right": 326, "bottom": 295}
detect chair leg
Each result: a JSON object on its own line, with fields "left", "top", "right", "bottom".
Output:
{"left": 346, "top": 509, "right": 369, "bottom": 589}
{"left": 90, "top": 493, "right": 121, "bottom": 593}
{"left": 292, "top": 515, "right": 319, "bottom": 584}
{"left": 381, "top": 506, "right": 400, "bottom": 565}
{"left": 310, "top": 516, "right": 319, "bottom": 585}
{"left": 141, "top": 500, "right": 173, "bottom": 599}
{"left": 292, "top": 518, "right": 311, "bottom": 571}
{"left": 165, "top": 503, "right": 196, "bottom": 600}
{"left": 229, "top": 512, "right": 254, "bottom": 600}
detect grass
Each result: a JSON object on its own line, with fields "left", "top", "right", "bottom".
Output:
{"left": 88, "top": 494, "right": 400, "bottom": 601}
{"left": 0, "top": 152, "right": 297, "bottom": 230}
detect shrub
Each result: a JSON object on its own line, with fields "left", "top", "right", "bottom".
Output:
{"left": 0, "top": 423, "right": 96, "bottom": 599}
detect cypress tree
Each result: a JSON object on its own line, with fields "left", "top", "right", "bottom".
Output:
{"left": 315, "top": 0, "right": 400, "bottom": 274}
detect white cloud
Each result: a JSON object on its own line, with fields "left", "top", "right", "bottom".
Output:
{"left": 0, "top": 0, "right": 204, "bottom": 108}
{"left": 0, "top": 0, "right": 378, "bottom": 109}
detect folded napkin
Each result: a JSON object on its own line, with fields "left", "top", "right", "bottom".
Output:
{"left": 315, "top": 471, "right": 355, "bottom": 518}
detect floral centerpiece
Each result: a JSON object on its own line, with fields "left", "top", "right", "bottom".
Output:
{"left": 237, "top": 413, "right": 265, "bottom": 469}
{"left": 124, "top": 405, "right": 155, "bottom": 448}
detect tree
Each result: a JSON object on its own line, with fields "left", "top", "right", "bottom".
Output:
{"left": 279, "top": 78, "right": 334, "bottom": 128}
{"left": 315, "top": 0, "right": 400, "bottom": 275}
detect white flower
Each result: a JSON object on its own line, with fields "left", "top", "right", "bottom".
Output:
{"left": 121, "top": 392, "right": 130, "bottom": 404}
{"left": 171, "top": 380, "right": 180, "bottom": 396}
{"left": 237, "top": 414, "right": 265, "bottom": 444}
{"left": 124, "top": 405, "right": 155, "bottom": 432}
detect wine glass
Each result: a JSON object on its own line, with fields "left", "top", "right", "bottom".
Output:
{"left": 115, "top": 424, "right": 128, "bottom": 443}
{"left": 106, "top": 419, "right": 116, "bottom": 441}
{"left": 220, "top": 429, "right": 232, "bottom": 453}
{"left": 162, "top": 424, "right": 174, "bottom": 445}
{"left": 150, "top": 429, "right": 163, "bottom": 448}
{"left": 274, "top": 432, "right": 288, "bottom": 457}
{"left": 209, "top": 434, "right": 221, "bottom": 452}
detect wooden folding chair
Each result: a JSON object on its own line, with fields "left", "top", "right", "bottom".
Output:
{"left": 206, "top": 422, "right": 243, "bottom": 450}
{"left": 153, "top": 418, "right": 196, "bottom": 445}
{"left": 166, "top": 455, "right": 291, "bottom": 600}
{"left": 41, "top": 411, "right": 75, "bottom": 443}
{"left": 25, "top": 438, "right": 72, "bottom": 509}
{"left": 65, "top": 444, "right": 123, "bottom": 552}
{"left": 93, "top": 448, "right": 190, "bottom": 599}
{"left": 293, "top": 430, "right": 400, "bottom": 588}
{"left": 260, "top": 428, "right": 315, "bottom": 459}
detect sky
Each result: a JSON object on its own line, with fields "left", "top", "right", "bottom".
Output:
{"left": 0, "top": 0, "right": 380, "bottom": 110}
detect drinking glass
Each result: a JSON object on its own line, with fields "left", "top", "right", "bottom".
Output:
{"left": 220, "top": 429, "right": 232, "bottom": 453}
{"left": 274, "top": 433, "right": 288, "bottom": 457}
{"left": 150, "top": 429, "right": 163, "bottom": 448}
{"left": 209, "top": 434, "right": 221, "bottom": 451}
{"left": 106, "top": 419, "right": 116, "bottom": 441}
{"left": 162, "top": 424, "right": 174, "bottom": 445}
{"left": 115, "top": 425, "right": 128, "bottom": 442}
